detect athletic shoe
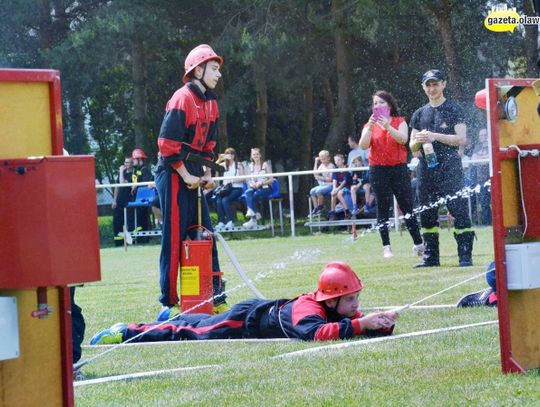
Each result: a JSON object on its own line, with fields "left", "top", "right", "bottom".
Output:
{"left": 89, "top": 323, "right": 127, "bottom": 345}
{"left": 73, "top": 368, "right": 85, "bottom": 381}
{"left": 213, "top": 303, "right": 230, "bottom": 314}
{"left": 383, "top": 245, "right": 394, "bottom": 259}
{"left": 242, "top": 218, "right": 258, "bottom": 229}
{"left": 156, "top": 305, "right": 182, "bottom": 321}
{"left": 246, "top": 208, "right": 255, "bottom": 218}
{"left": 351, "top": 206, "right": 360, "bottom": 216}
{"left": 413, "top": 243, "right": 425, "bottom": 257}
{"left": 225, "top": 221, "right": 235, "bottom": 229}
{"left": 310, "top": 205, "right": 323, "bottom": 216}
{"left": 215, "top": 222, "right": 225, "bottom": 231}
{"left": 457, "top": 288, "right": 496, "bottom": 308}
{"left": 255, "top": 212, "right": 262, "bottom": 221}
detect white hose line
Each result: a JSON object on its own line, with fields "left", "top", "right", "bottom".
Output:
{"left": 81, "top": 338, "right": 295, "bottom": 349}
{"left": 74, "top": 364, "right": 221, "bottom": 387}
{"left": 392, "top": 271, "right": 486, "bottom": 314}
{"left": 273, "top": 320, "right": 498, "bottom": 359}
{"left": 215, "top": 231, "right": 266, "bottom": 299}
{"left": 76, "top": 320, "right": 497, "bottom": 386}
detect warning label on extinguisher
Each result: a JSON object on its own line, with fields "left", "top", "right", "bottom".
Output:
{"left": 180, "top": 266, "right": 200, "bottom": 295}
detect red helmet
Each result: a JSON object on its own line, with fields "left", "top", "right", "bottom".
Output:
{"left": 314, "top": 261, "right": 364, "bottom": 302}
{"left": 474, "top": 89, "right": 487, "bottom": 110}
{"left": 182, "top": 44, "right": 223, "bottom": 84}
{"left": 132, "top": 148, "right": 147, "bottom": 159}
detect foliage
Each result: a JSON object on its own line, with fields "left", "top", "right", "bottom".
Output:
{"left": 0, "top": 0, "right": 536, "bottom": 188}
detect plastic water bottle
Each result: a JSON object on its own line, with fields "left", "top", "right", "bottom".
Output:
{"left": 423, "top": 142, "right": 439, "bottom": 168}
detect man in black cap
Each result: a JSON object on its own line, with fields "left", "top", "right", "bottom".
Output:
{"left": 409, "top": 69, "right": 475, "bottom": 268}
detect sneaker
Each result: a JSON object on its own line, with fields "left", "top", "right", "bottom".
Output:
{"left": 242, "top": 218, "right": 258, "bottom": 229}
{"left": 225, "top": 221, "right": 235, "bottom": 229}
{"left": 413, "top": 243, "right": 425, "bottom": 257}
{"left": 255, "top": 212, "right": 262, "bottom": 221}
{"left": 246, "top": 208, "right": 255, "bottom": 218}
{"left": 310, "top": 205, "right": 322, "bottom": 216}
{"left": 73, "top": 368, "right": 85, "bottom": 381}
{"left": 215, "top": 222, "right": 225, "bottom": 231}
{"left": 89, "top": 322, "right": 127, "bottom": 345}
{"left": 457, "top": 288, "right": 496, "bottom": 308}
{"left": 156, "top": 305, "right": 182, "bottom": 321}
{"left": 213, "top": 302, "right": 230, "bottom": 314}
{"left": 383, "top": 245, "right": 394, "bottom": 259}
{"left": 351, "top": 206, "right": 360, "bottom": 216}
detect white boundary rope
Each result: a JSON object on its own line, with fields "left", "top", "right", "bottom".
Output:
{"left": 74, "top": 364, "right": 221, "bottom": 387}
{"left": 273, "top": 320, "right": 498, "bottom": 359}
{"left": 75, "top": 320, "right": 497, "bottom": 386}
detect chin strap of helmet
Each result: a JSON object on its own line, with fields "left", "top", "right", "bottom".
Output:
{"left": 195, "top": 62, "right": 210, "bottom": 92}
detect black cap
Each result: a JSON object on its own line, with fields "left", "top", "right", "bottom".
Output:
{"left": 421, "top": 69, "right": 445, "bottom": 84}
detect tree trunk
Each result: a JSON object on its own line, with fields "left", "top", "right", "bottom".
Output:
{"left": 325, "top": 0, "right": 354, "bottom": 153}
{"left": 322, "top": 79, "right": 336, "bottom": 120}
{"left": 297, "top": 81, "right": 314, "bottom": 215}
{"left": 427, "top": 1, "right": 463, "bottom": 100}
{"left": 66, "top": 89, "right": 87, "bottom": 154}
{"left": 131, "top": 36, "right": 148, "bottom": 150}
{"left": 254, "top": 67, "right": 268, "bottom": 157}
{"left": 216, "top": 79, "right": 228, "bottom": 151}
{"left": 524, "top": 0, "right": 539, "bottom": 77}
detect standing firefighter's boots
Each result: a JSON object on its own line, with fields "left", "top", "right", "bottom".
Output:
{"left": 414, "top": 233, "right": 440, "bottom": 268}
{"left": 454, "top": 230, "right": 475, "bottom": 267}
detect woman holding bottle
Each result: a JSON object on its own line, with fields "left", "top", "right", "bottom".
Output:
{"left": 359, "top": 90, "right": 423, "bottom": 259}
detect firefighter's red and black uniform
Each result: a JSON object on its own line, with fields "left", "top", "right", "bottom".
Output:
{"left": 155, "top": 82, "right": 225, "bottom": 307}
{"left": 122, "top": 292, "right": 394, "bottom": 342}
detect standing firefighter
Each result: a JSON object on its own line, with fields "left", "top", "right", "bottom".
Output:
{"left": 410, "top": 69, "right": 475, "bottom": 268}
{"left": 155, "top": 44, "right": 228, "bottom": 317}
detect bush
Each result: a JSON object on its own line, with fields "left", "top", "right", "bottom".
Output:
{"left": 98, "top": 216, "right": 114, "bottom": 247}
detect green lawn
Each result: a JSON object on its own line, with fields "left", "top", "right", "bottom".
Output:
{"left": 75, "top": 227, "right": 540, "bottom": 406}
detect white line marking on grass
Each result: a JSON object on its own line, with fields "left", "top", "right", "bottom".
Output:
{"left": 82, "top": 338, "right": 296, "bottom": 349}
{"left": 273, "top": 320, "right": 498, "bottom": 359}
{"left": 74, "top": 364, "right": 220, "bottom": 387}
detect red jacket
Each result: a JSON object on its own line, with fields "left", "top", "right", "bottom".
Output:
{"left": 158, "top": 83, "right": 219, "bottom": 170}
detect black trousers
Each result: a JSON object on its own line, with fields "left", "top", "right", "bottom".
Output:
{"left": 416, "top": 157, "right": 471, "bottom": 230}
{"left": 369, "top": 164, "right": 422, "bottom": 246}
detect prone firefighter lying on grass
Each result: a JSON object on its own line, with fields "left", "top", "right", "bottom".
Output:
{"left": 90, "top": 261, "right": 397, "bottom": 344}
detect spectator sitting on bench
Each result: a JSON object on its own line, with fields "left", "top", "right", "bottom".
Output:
{"left": 215, "top": 147, "right": 245, "bottom": 230}
{"left": 349, "top": 155, "right": 371, "bottom": 216}
{"left": 310, "top": 150, "right": 335, "bottom": 216}
{"left": 243, "top": 148, "right": 274, "bottom": 229}
{"left": 328, "top": 154, "right": 353, "bottom": 220}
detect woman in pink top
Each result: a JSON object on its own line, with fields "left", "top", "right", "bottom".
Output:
{"left": 359, "top": 90, "right": 423, "bottom": 259}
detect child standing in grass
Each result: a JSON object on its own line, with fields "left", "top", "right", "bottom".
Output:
{"left": 90, "top": 261, "right": 396, "bottom": 344}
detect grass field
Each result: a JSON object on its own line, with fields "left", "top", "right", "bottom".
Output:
{"left": 75, "top": 227, "right": 540, "bottom": 406}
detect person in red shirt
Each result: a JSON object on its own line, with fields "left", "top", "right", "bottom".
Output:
{"left": 89, "top": 261, "right": 396, "bottom": 344}
{"left": 359, "top": 90, "right": 424, "bottom": 259}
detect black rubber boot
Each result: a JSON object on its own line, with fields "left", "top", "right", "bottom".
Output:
{"left": 414, "top": 232, "right": 440, "bottom": 268}
{"left": 454, "top": 231, "right": 475, "bottom": 267}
